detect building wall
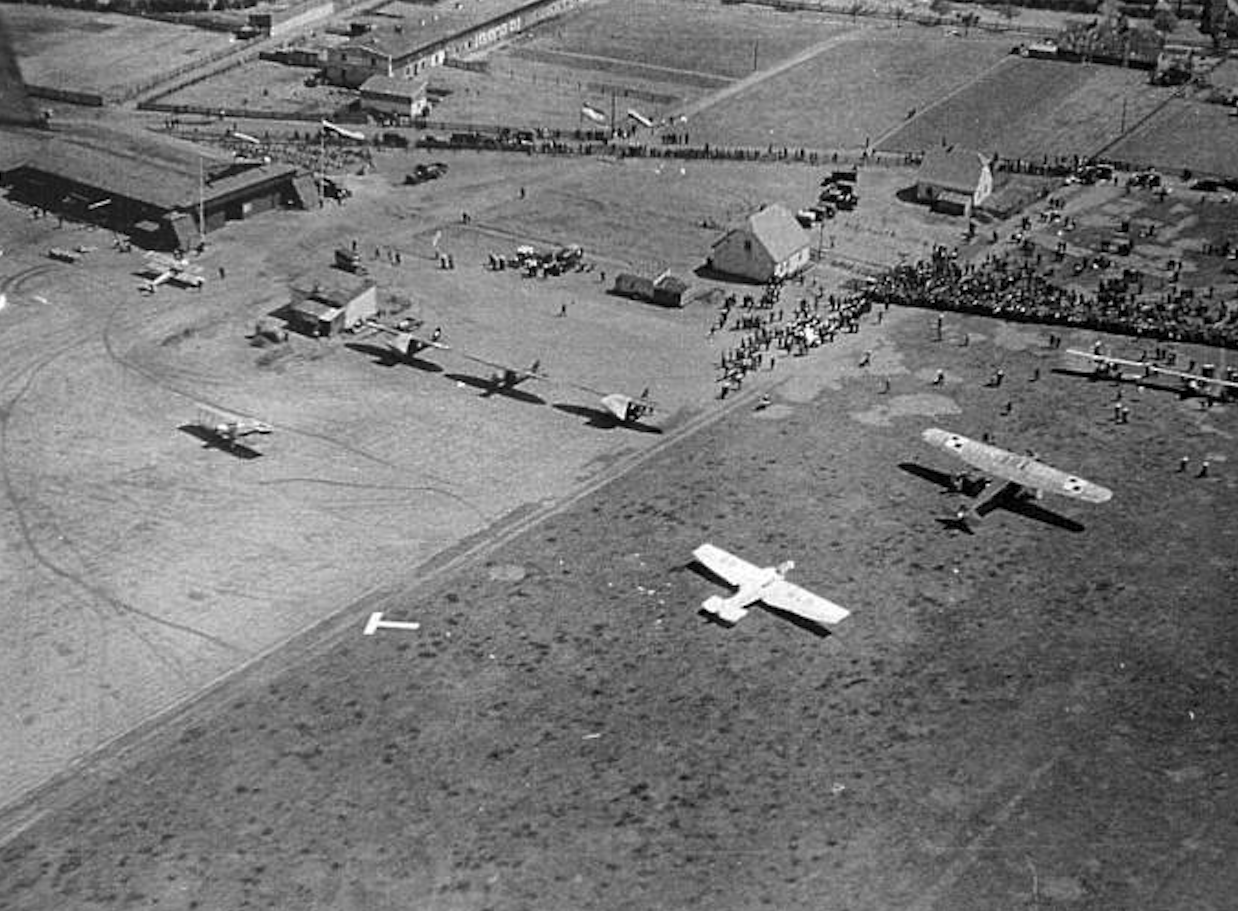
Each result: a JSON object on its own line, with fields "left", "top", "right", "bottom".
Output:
{"left": 326, "top": 0, "right": 589, "bottom": 86}
{"left": 341, "top": 285, "right": 378, "bottom": 327}
{"left": 710, "top": 230, "right": 776, "bottom": 282}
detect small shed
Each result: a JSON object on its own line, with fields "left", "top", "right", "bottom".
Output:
{"left": 613, "top": 273, "right": 656, "bottom": 301}
{"left": 360, "top": 74, "right": 430, "bottom": 121}
{"left": 652, "top": 273, "right": 693, "bottom": 307}
{"left": 312, "top": 279, "right": 378, "bottom": 329}
{"left": 289, "top": 279, "right": 377, "bottom": 335}
{"left": 288, "top": 297, "right": 345, "bottom": 336}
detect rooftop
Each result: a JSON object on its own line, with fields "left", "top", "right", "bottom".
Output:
{"left": 341, "top": 0, "right": 542, "bottom": 60}
{"left": 917, "top": 147, "right": 990, "bottom": 194}
{"left": 716, "top": 203, "right": 809, "bottom": 263}
{"left": 10, "top": 123, "right": 296, "bottom": 210}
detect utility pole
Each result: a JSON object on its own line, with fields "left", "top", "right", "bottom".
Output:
{"left": 197, "top": 155, "right": 205, "bottom": 249}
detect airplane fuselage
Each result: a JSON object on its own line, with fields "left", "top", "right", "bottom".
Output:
{"left": 704, "top": 562, "right": 793, "bottom": 623}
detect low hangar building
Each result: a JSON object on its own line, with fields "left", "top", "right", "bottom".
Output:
{"left": 0, "top": 124, "right": 314, "bottom": 250}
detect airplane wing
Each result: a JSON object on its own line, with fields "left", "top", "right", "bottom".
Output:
{"left": 760, "top": 580, "right": 850, "bottom": 626}
{"left": 922, "top": 428, "right": 1112, "bottom": 503}
{"left": 388, "top": 331, "right": 448, "bottom": 356}
{"left": 692, "top": 543, "right": 767, "bottom": 588}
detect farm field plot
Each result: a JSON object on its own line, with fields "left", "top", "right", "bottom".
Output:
{"left": 160, "top": 59, "right": 355, "bottom": 117}
{"left": 1, "top": 5, "right": 233, "bottom": 98}
{"left": 879, "top": 56, "right": 1174, "bottom": 160}
{"left": 3, "top": 301, "right": 1236, "bottom": 910}
{"left": 687, "top": 30, "right": 1011, "bottom": 152}
{"left": 1105, "top": 99, "right": 1238, "bottom": 178}
{"left": 517, "top": 0, "right": 854, "bottom": 81}
{"left": 429, "top": 54, "right": 694, "bottom": 130}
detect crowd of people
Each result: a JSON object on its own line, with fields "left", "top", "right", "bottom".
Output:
{"left": 712, "top": 276, "right": 872, "bottom": 397}
{"left": 865, "top": 245, "right": 1238, "bottom": 349}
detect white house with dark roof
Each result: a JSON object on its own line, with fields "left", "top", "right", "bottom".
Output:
{"left": 708, "top": 203, "right": 811, "bottom": 283}
{"left": 915, "top": 147, "right": 993, "bottom": 216}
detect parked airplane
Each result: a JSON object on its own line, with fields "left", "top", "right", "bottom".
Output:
{"left": 691, "top": 543, "right": 851, "bottom": 628}
{"left": 191, "top": 406, "right": 272, "bottom": 452}
{"left": 364, "top": 319, "right": 448, "bottom": 360}
{"left": 921, "top": 427, "right": 1112, "bottom": 527}
{"left": 139, "top": 252, "right": 205, "bottom": 292}
{"left": 600, "top": 388, "right": 656, "bottom": 424}
{"left": 1067, "top": 348, "right": 1238, "bottom": 399}
{"left": 466, "top": 357, "right": 547, "bottom": 395}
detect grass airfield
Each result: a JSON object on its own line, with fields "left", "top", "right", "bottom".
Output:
{"left": 2, "top": 294, "right": 1236, "bottom": 907}
{"left": 2, "top": 0, "right": 1238, "bottom": 905}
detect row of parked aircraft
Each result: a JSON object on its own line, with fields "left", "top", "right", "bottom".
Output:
{"left": 189, "top": 318, "right": 658, "bottom": 453}
{"left": 694, "top": 426, "right": 1112, "bottom": 631}
{"left": 358, "top": 318, "right": 659, "bottom": 424}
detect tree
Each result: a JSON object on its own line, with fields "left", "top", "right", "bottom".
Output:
{"left": 1153, "top": 6, "right": 1178, "bottom": 32}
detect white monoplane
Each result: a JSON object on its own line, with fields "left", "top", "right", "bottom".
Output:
{"left": 691, "top": 543, "right": 851, "bottom": 628}
{"left": 364, "top": 319, "right": 449, "bottom": 361}
{"left": 922, "top": 427, "right": 1112, "bottom": 526}
{"left": 1067, "top": 348, "right": 1238, "bottom": 399}
{"left": 600, "top": 388, "right": 656, "bottom": 425}
{"left": 192, "top": 406, "right": 272, "bottom": 453}
{"left": 139, "top": 252, "right": 205, "bottom": 292}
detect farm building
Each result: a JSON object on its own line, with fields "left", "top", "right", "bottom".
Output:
{"left": 707, "top": 204, "right": 810, "bottom": 283}
{"left": 324, "top": 0, "right": 588, "bottom": 88}
{"left": 287, "top": 279, "right": 378, "bottom": 336}
{"left": 612, "top": 273, "right": 656, "bottom": 301}
{"left": 0, "top": 123, "right": 310, "bottom": 249}
{"left": 915, "top": 147, "right": 993, "bottom": 216}
{"left": 652, "top": 273, "right": 694, "bottom": 307}
{"left": 360, "top": 75, "right": 430, "bottom": 121}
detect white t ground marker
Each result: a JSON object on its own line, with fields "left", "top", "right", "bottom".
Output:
{"left": 363, "top": 611, "right": 420, "bottom": 635}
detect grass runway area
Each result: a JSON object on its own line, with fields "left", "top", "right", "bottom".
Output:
{"left": 1, "top": 5, "right": 232, "bottom": 98}
{"left": 1, "top": 300, "right": 1235, "bottom": 909}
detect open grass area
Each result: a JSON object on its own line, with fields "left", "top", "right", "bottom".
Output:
{"left": 879, "top": 56, "right": 1175, "bottom": 160}
{"left": 519, "top": 0, "right": 853, "bottom": 80}
{"left": 1105, "top": 98, "right": 1238, "bottom": 178}
{"left": 686, "top": 30, "right": 1012, "bottom": 152}
{"left": 429, "top": 53, "right": 695, "bottom": 130}
{"left": 2, "top": 295, "right": 1235, "bottom": 909}
{"left": 160, "top": 59, "right": 355, "bottom": 117}
{"left": 1, "top": 5, "right": 233, "bottom": 98}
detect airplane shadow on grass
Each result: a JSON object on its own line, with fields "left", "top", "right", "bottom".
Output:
{"left": 552, "top": 403, "right": 663, "bottom": 433}
{"left": 344, "top": 342, "right": 444, "bottom": 373}
{"left": 178, "top": 424, "right": 263, "bottom": 459}
{"left": 683, "top": 561, "right": 835, "bottom": 639}
{"left": 1051, "top": 367, "right": 1193, "bottom": 399}
{"left": 445, "top": 372, "right": 546, "bottom": 405}
{"left": 899, "top": 461, "right": 1084, "bottom": 533}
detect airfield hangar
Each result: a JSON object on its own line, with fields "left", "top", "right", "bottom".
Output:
{"left": 0, "top": 124, "right": 314, "bottom": 250}
{"left": 708, "top": 204, "right": 811, "bottom": 284}
{"left": 324, "top": 0, "right": 588, "bottom": 88}
{"left": 915, "top": 147, "right": 993, "bottom": 217}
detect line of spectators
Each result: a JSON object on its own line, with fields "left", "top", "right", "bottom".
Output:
{"left": 866, "top": 245, "right": 1238, "bottom": 349}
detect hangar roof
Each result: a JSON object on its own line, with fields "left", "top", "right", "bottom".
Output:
{"left": 8, "top": 124, "right": 295, "bottom": 211}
